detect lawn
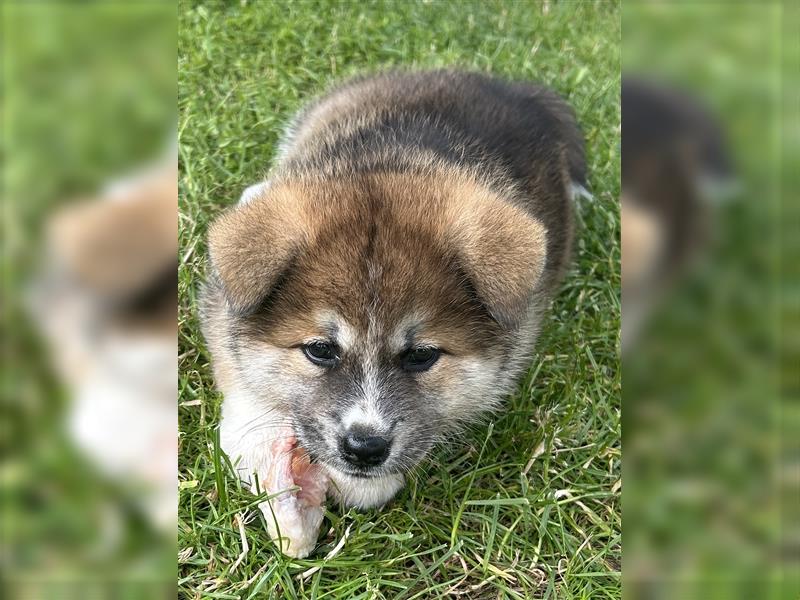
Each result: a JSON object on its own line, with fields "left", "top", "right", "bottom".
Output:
{"left": 178, "top": 1, "right": 620, "bottom": 599}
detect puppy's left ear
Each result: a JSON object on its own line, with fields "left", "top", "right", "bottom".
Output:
{"left": 449, "top": 189, "right": 547, "bottom": 329}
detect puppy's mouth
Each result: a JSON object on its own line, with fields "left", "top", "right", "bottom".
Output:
{"left": 318, "top": 453, "right": 392, "bottom": 480}
{"left": 332, "top": 465, "right": 383, "bottom": 479}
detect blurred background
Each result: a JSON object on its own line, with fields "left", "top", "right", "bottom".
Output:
{"left": 622, "top": 2, "right": 797, "bottom": 599}
{"left": 2, "top": 2, "right": 176, "bottom": 598}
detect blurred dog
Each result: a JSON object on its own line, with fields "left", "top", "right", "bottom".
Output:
{"left": 201, "top": 70, "right": 586, "bottom": 556}
{"left": 621, "top": 78, "right": 738, "bottom": 350}
{"left": 30, "top": 155, "right": 178, "bottom": 533}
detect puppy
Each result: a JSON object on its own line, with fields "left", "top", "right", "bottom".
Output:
{"left": 201, "top": 70, "right": 586, "bottom": 557}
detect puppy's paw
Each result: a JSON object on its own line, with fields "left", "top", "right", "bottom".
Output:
{"left": 260, "top": 436, "right": 329, "bottom": 558}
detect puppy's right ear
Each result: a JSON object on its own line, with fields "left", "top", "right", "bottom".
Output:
{"left": 207, "top": 186, "right": 307, "bottom": 315}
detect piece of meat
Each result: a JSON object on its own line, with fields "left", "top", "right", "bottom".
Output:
{"left": 260, "top": 434, "right": 329, "bottom": 558}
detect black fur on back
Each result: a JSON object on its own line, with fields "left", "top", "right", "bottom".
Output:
{"left": 276, "top": 69, "right": 587, "bottom": 287}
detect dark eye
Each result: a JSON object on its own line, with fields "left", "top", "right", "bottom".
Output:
{"left": 401, "top": 346, "right": 441, "bottom": 372}
{"left": 302, "top": 341, "right": 338, "bottom": 367}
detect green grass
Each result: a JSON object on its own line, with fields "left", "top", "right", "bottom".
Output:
{"left": 178, "top": 1, "right": 620, "bottom": 598}
{"left": 3, "top": 3, "right": 175, "bottom": 595}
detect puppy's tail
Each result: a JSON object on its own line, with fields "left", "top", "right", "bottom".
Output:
{"left": 530, "top": 85, "right": 593, "bottom": 203}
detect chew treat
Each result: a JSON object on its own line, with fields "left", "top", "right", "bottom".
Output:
{"left": 260, "top": 434, "right": 329, "bottom": 558}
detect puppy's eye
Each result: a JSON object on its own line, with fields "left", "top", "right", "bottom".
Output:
{"left": 302, "top": 341, "right": 338, "bottom": 366}
{"left": 401, "top": 346, "right": 441, "bottom": 372}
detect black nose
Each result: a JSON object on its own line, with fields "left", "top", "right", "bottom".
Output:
{"left": 340, "top": 431, "right": 390, "bottom": 467}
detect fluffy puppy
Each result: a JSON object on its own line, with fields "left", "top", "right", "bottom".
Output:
{"left": 201, "top": 70, "right": 585, "bottom": 557}
{"left": 30, "top": 156, "right": 178, "bottom": 533}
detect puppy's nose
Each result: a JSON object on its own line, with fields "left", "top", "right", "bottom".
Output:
{"left": 340, "top": 430, "right": 390, "bottom": 467}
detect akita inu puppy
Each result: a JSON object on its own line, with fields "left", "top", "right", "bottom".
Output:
{"left": 201, "top": 70, "right": 586, "bottom": 557}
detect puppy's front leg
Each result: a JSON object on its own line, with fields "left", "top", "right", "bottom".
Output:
{"left": 221, "top": 413, "right": 328, "bottom": 558}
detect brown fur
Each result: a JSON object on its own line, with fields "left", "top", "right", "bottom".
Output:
{"left": 200, "top": 70, "right": 586, "bottom": 515}
{"left": 208, "top": 172, "right": 547, "bottom": 342}
{"left": 49, "top": 170, "right": 177, "bottom": 303}
{"left": 277, "top": 71, "right": 580, "bottom": 290}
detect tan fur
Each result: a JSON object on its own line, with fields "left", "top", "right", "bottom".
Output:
{"left": 49, "top": 168, "right": 177, "bottom": 301}
{"left": 208, "top": 171, "right": 547, "bottom": 345}
{"left": 200, "top": 71, "right": 584, "bottom": 546}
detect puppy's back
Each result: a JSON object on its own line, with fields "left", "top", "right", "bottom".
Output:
{"left": 278, "top": 69, "right": 585, "bottom": 288}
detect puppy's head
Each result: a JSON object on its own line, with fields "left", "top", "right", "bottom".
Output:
{"left": 207, "top": 173, "right": 546, "bottom": 482}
